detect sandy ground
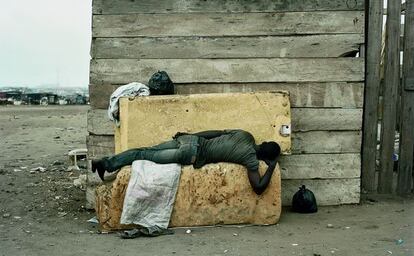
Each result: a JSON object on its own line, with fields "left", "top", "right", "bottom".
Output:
{"left": 0, "top": 105, "right": 413, "bottom": 256}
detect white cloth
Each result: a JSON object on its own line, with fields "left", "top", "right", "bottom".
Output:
{"left": 120, "top": 160, "right": 181, "bottom": 230}
{"left": 108, "top": 82, "right": 150, "bottom": 126}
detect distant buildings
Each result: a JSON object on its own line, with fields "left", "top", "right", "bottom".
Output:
{"left": 0, "top": 87, "right": 89, "bottom": 105}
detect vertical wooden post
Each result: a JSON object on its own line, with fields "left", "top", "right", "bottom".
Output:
{"left": 397, "top": 0, "right": 414, "bottom": 195}
{"left": 378, "top": 0, "right": 401, "bottom": 193}
{"left": 362, "top": 0, "right": 383, "bottom": 192}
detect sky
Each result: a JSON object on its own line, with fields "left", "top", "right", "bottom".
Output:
{"left": 0, "top": 0, "right": 92, "bottom": 88}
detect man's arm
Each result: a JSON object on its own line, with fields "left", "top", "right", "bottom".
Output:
{"left": 247, "top": 160, "right": 277, "bottom": 195}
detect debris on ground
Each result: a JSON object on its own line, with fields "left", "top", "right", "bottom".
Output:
{"left": 52, "top": 160, "right": 64, "bottom": 166}
{"left": 87, "top": 216, "right": 99, "bottom": 224}
{"left": 31, "top": 167, "right": 46, "bottom": 173}
{"left": 67, "top": 165, "right": 80, "bottom": 172}
{"left": 73, "top": 174, "right": 87, "bottom": 189}
{"left": 68, "top": 148, "right": 87, "bottom": 168}
{"left": 395, "top": 239, "right": 404, "bottom": 245}
{"left": 58, "top": 212, "right": 68, "bottom": 217}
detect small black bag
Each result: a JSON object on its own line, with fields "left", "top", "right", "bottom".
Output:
{"left": 291, "top": 185, "right": 318, "bottom": 213}
{"left": 148, "top": 71, "right": 175, "bottom": 95}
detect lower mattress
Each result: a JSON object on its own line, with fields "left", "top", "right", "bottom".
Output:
{"left": 95, "top": 162, "right": 281, "bottom": 231}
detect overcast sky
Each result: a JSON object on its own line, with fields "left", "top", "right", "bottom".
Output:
{"left": 0, "top": 0, "right": 92, "bottom": 88}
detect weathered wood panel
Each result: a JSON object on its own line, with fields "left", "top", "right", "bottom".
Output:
{"left": 86, "top": 186, "right": 97, "bottom": 210}
{"left": 87, "top": 108, "right": 362, "bottom": 135}
{"left": 92, "top": 12, "right": 364, "bottom": 37}
{"left": 398, "top": 90, "right": 414, "bottom": 195}
{"left": 397, "top": 0, "right": 414, "bottom": 196}
{"left": 87, "top": 110, "right": 114, "bottom": 135}
{"left": 281, "top": 178, "right": 360, "bottom": 205}
{"left": 405, "top": 77, "right": 414, "bottom": 91}
{"left": 362, "top": 0, "right": 383, "bottom": 192}
{"left": 89, "top": 83, "right": 364, "bottom": 109}
{"left": 92, "top": 34, "right": 364, "bottom": 59}
{"left": 90, "top": 58, "right": 364, "bottom": 85}
{"left": 402, "top": 2, "right": 407, "bottom": 12}
{"left": 292, "top": 108, "right": 363, "bottom": 131}
{"left": 87, "top": 135, "right": 114, "bottom": 156}
{"left": 86, "top": 135, "right": 115, "bottom": 158}
{"left": 93, "top": 0, "right": 365, "bottom": 14}
{"left": 84, "top": 111, "right": 106, "bottom": 135}
{"left": 89, "top": 84, "right": 118, "bottom": 109}
{"left": 176, "top": 83, "right": 365, "bottom": 108}
{"left": 378, "top": 0, "right": 401, "bottom": 193}
{"left": 292, "top": 131, "right": 361, "bottom": 154}
{"left": 280, "top": 154, "right": 360, "bottom": 179}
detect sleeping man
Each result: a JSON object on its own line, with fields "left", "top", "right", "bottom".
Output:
{"left": 92, "top": 129, "right": 280, "bottom": 195}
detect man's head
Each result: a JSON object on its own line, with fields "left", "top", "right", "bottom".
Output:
{"left": 256, "top": 141, "right": 281, "bottom": 161}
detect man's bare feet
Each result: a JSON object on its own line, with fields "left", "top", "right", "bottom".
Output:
{"left": 91, "top": 159, "right": 106, "bottom": 181}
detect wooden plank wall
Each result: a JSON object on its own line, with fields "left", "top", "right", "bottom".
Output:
{"left": 378, "top": 0, "right": 401, "bottom": 193}
{"left": 87, "top": 0, "right": 365, "bottom": 207}
{"left": 361, "top": 0, "right": 383, "bottom": 192}
{"left": 397, "top": 1, "right": 414, "bottom": 195}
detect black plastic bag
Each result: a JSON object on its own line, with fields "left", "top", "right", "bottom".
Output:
{"left": 291, "top": 185, "right": 318, "bottom": 213}
{"left": 148, "top": 71, "right": 175, "bottom": 95}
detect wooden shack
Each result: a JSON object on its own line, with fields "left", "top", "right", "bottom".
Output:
{"left": 87, "top": 0, "right": 365, "bottom": 209}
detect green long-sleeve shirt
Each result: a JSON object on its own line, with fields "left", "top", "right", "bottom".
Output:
{"left": 193, "top": 130, "right": 259, "bottom": 172}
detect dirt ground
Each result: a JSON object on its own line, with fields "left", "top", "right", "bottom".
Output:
{"left": 0, "top": 105, "right": 413, "bottom": 256}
